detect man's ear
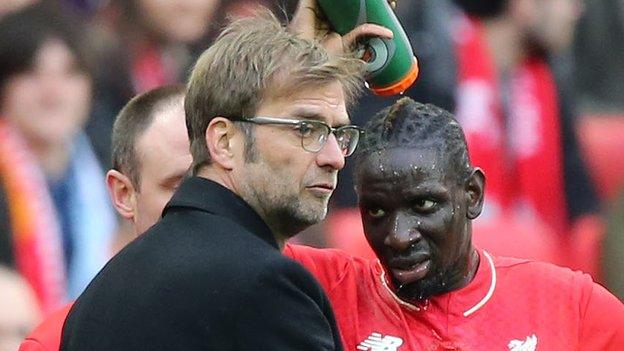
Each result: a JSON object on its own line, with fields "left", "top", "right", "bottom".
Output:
{"left": 465, "top": 168, "right": 485, "bottom": 220}
{"left": 106, "top": 170, "right": 136, "bottom": 220}
{"left": 205, "top": 117, "right": 237, "bottom": 170}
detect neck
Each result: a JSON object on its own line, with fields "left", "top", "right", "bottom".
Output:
{"left": 482, "top": 17, "right": 525, "bottom": 74}
{"left": 456, "top": 247, "right": 480, "bottom": 290}
{"left": 196, "top": 167, "right": 289, "bottom": 249}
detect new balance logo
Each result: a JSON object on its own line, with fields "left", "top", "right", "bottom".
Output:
{"left": 508, "top": 334, "right": 538, "bottom": 351}
{"left": 357, "top": 332, "right": 403, "bottom": 351}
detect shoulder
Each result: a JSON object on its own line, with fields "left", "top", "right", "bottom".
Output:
{"left": 492, "top": 254, "right": 595, "bottom": 293}
{"left": 284, "top": 244, "right": 375, "bottom": 293}
{"left": 491, "top": 254, "right": 622, "bottom": 314}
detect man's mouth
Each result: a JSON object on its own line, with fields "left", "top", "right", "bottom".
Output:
{"left": 305, "top": 183, "right": 335, "bottom": 196}
{"left": 388, "top": 254, "right": 431, "bottom": 285}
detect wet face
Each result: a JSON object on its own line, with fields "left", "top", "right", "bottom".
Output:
{"left": 132, "top": 98, "right": 191, "bottom": 234}
{"left": 137, "top": 0, "right": 220, "bottom": 43}
{"left": 235, "top": 81, "right": 349, "bottom": 238}
{"left": 356, "top": 147, "right": 481, "bottom": 302}
{"left": 0, "top": 39, "right": 91, "bottom": 148}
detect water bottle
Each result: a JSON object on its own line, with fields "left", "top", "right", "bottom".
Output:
{"left": 317, "top": 0, "right": 419, "bottom": 96}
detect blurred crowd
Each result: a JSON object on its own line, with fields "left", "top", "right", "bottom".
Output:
{"left": 0, "top": 0, "right": 622, "bottom": 349}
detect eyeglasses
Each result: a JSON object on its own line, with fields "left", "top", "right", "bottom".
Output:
{"left": 231, "top": 116, "right": 363, "bottom": 156}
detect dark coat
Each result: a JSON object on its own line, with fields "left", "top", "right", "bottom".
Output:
{"left": 60, "top": 177, "right": 343, "bottom": 350}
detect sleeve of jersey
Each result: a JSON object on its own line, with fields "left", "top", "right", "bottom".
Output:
{"left": 578, "top": 275, "right": 624, "bottom": 350}
{"left": 284, "top": 244, "right": 355, "bottom": 294}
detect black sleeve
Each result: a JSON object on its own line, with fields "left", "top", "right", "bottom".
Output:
{"left": 232, "top": 258, "right": 342, "bottom": 351}
{"left": 0, "top": 179, "right": 15, "bottom": 267}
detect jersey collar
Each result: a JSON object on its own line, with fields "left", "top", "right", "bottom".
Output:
{"left": 378, "top": 249, "right": 497, "bottom": 317}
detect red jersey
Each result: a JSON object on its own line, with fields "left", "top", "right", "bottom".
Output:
{"left": 285, "top": 244, "right": 624, "bottom": 351}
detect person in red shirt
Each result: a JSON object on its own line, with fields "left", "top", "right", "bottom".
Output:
{"left": 285, "top": 98, "right": 624, "bottom": 351}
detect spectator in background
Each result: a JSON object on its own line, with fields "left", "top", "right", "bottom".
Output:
{"left": 450, "top": 0, "right": 602, "bottom": 273}
{"left": 0, "top": 3, "right": 116, "bottom": 314}
{"left": 0, "top": 266, "right": 41, "bottom": 351}
{"left": 85, "top": 0, "right": 221, "bottom": 166}
{"left": 18, "top": 84, "right": 190, "bottom": 351}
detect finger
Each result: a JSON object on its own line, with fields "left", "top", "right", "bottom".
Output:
{"left": 289, "top": 0, "right": 319, "bottom": 39}
{"left": 342, "top": 23, "right": 394, "bottom": 48}
{"left": 321, "top": 32, "right": 344, "bottom": 55}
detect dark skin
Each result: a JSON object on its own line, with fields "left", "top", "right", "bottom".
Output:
{"left": 356, "top": 146, "right": 485, "bottom": 303}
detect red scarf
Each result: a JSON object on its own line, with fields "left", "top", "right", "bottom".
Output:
{"left": 454, "top": 16, "right": 568, "bottom": 236}
{"left": 0, "top": 119, "right": 66, "bottom": 314}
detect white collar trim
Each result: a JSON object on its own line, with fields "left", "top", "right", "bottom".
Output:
{"left": 462, "top": 250, "right": 496, "bottom": 317}
{"left": 378, "top": 250, "right": 497, "bottom": 317}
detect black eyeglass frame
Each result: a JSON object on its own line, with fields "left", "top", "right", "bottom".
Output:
{"left": 230, "top": 116, "right": 364, "bottom": 156}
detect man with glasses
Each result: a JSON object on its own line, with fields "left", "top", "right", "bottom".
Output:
{"left": 228, "top": 116, "right": 362, "bottom": 158}
{"left": 59, "top": 8, "right": 392, "bottom": 351}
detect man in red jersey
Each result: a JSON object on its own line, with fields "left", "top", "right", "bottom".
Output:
{"left": 285, "top": 97, "right": 624, "bottom": 351}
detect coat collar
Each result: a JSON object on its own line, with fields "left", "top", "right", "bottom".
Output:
{"left": 163, "top": 176, "right": 278, "bottom": 249}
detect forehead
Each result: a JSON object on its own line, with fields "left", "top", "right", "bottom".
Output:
{"left": 258, "top": 80, "right": 350, "bottom": 126}
{"left": 135, "top": 100, "right": 190, "bottom": 166}
{"left": 33, "top": 39, "right": 76, "bottom": 69}
{"left": 356, "top": 147, "right": 456, "bottom": 189}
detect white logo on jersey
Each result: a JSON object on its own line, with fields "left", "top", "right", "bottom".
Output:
{"left": 357, "top": 332, "right": 403, "bottom": 351}
{"left": 508, "top": 334, "right": 538, "bottom": 351}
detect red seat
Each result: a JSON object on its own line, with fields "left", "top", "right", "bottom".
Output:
{"left": 577, "top": 114, "right": 624, "bottom": 202}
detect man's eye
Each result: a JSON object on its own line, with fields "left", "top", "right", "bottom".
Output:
{"left": 296, "top": 123, "right": 315, "bottom": 137}
{"left": 367, "top": 208, "right": 386, "bottom": 218}
{"left": 414, "top": 199, "right": 436, "bottom": 212}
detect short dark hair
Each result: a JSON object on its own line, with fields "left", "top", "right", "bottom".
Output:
{"left": 111, "top": 84, "right": 186, "bottom": 188}
{"left": 0, "top": 2, "right": 90, "bottom": 95}
{"left": 354, "top": 98, "right": 472, "bottom": 183}
{"left": 452, "top": 0, "right": 508, "bottom": 19}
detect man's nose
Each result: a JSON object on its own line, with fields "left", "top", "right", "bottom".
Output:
{"left": 315, "top": 133, "right": 345, "bottom": 171}
{"left": 384, "top": 212, "right": 421, "bottom": 251}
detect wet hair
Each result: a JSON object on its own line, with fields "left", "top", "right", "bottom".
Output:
{"left": 452, "top": 0, "right": 508, "bottom": 19}
{"left": 0, "top": 2, "right": 90, "bottom": 95}
{"left": 111, "top": 84, "right": 186, "bottom": 188}
{"left": 354, "top": 97, "right": 472, "bottom": 183}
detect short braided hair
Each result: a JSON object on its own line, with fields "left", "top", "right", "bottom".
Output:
{"left": 354, "top": 98, "right": 472, "bottom": 183}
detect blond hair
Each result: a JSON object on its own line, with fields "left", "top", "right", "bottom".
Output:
{"left": 185, "top": 9, "right": 364, "bottom": 173}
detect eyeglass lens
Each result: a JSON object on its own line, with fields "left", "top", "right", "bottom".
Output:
{"left": 300, "top": 122, "right": 359, "bottom": 156}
